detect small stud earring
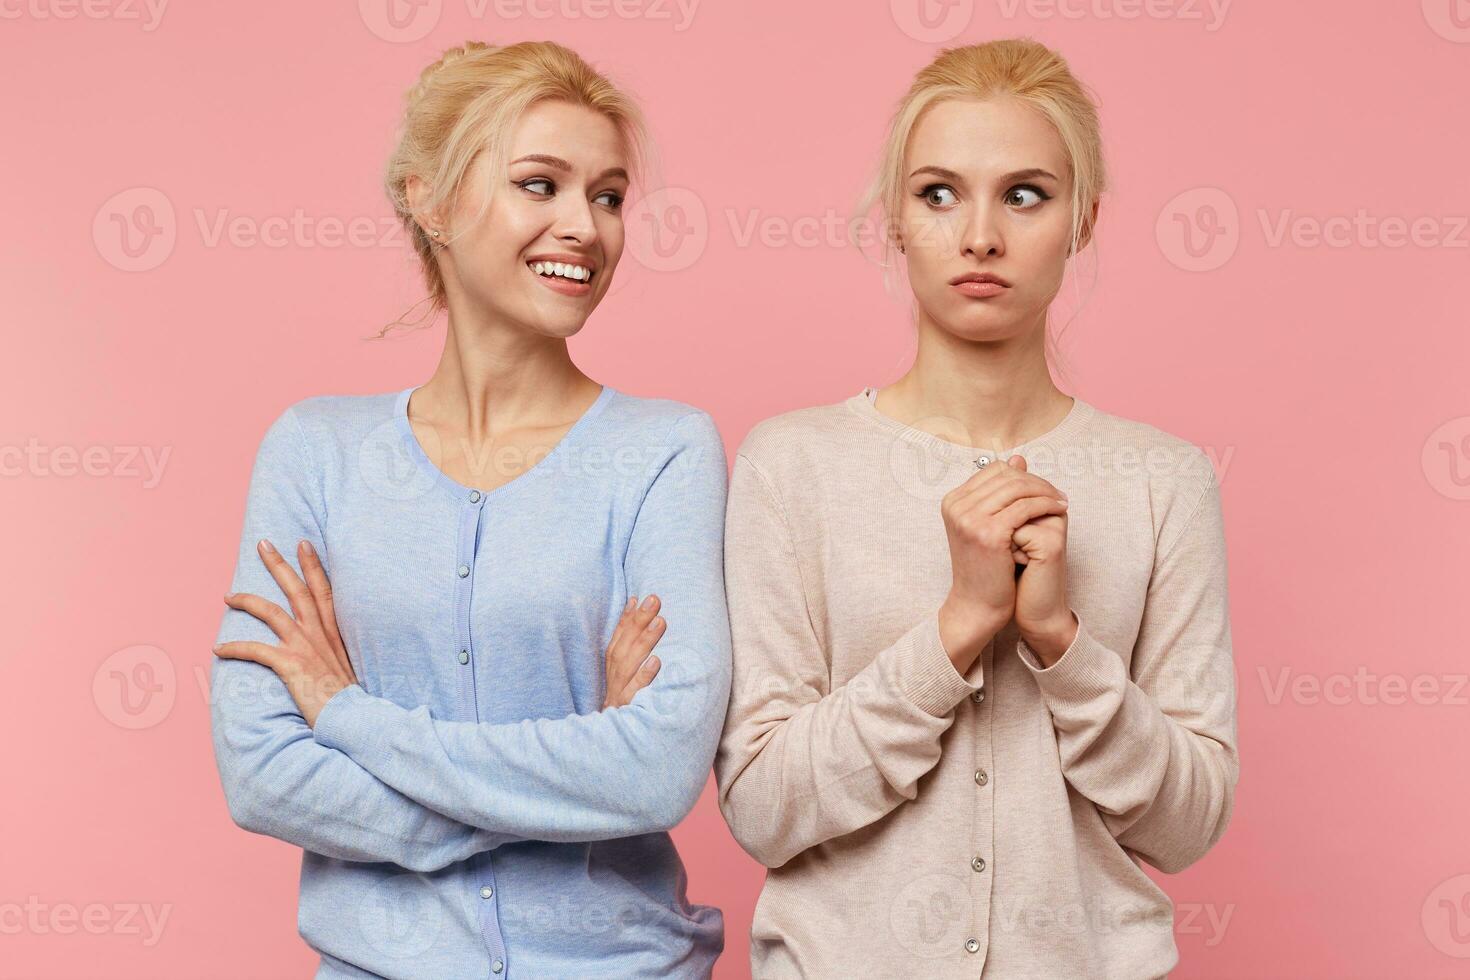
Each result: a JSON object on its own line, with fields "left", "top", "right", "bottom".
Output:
{"left": 430, "top": 229, "right": 441, "bottom": 238}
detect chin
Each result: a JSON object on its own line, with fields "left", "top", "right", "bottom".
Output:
{"left": 929, "top": 307, "right": 1020, "bottom": 343}
{"left": 491, "top": 293, "right": 589, "bottom": 337}
{"left": 525, "top": 310, "right": 593, "bottom": 339}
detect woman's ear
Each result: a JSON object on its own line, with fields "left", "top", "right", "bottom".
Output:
{"left": 1074, "top": 198, "right": 1100, "bottom": 253}
{"left": 405, "top": 174, "right": 446, "bottom": 241}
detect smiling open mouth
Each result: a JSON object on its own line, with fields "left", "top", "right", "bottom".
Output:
{"left": 528, "top": 261, "right": 593, "bottom": 283}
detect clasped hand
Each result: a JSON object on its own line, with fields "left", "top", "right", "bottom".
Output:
{"left": 938, "top": 455, "right": 1079, "bottom": 670}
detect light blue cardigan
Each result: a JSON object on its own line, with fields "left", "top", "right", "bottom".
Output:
{"left": 211, "top": 384, "right": 731, "bottom": 978}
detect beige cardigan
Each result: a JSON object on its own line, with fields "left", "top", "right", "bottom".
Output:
{"left": 714, "top": 389, "right": 1239, "bottom": 979}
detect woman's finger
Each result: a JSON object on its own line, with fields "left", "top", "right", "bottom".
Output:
{"left": 997, "top": 495, "right": 1069, "bottom": 534}
{"left": 616, "top": 652, "right": 661, "bottom": 705}
{"left": 611, "top": 615, "right": 665, "bottom": 700}
{"left": 212, "top": 640, "right": 286, "bottom": 671}
{"left": 611, "top": 599, "right": 660, "bottom": 674}
{"left": 223, "top": 592, "right": 301, "bottom": 644}
{"left": 631, "top": 594, "right": 660, "bottom": 626}
{"left": 1014, "top": 513, "right": 1065, "bottom": 549}
{"left": 298, "top": 540, "right": 354, "bottom": 681}
{"left": 947, "top": 463, "right": 1016, "bottom": 515}
{"left": 256, "top": 539, "right": 323, "bottom": 633}
{"left": 603, "top": 598, "right": 640, "bottom": 695}
{"left": 606, "top": 596, "right": 638, "bottom": 661}
{"left": 956, "top": 470, "right": 1066, "bottom": 521}
{"left": 604, "top": 597, "right": 662, "bottom": 708}
{"left": 625, "top": 614, "right": 666, "bottom": 664}
{"left": 610, "top": 596, "right": 659, "bottom": 661}
{"left": 943, "top": 456, "right": 1003, "bottom": 509}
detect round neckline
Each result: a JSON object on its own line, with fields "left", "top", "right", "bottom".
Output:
{"left": 847, "top": 386, "right": 1093, "bottom": 461}
{"left": 393, "top": 383, "right": 616, "bottom": 501}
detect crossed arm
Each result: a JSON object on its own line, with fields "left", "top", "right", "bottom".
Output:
{"left": 210, "top": 407, "right": 732, "bottom": 869}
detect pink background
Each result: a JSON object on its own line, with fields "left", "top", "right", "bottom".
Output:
{"left": 3, "top": 0, "right": 1469, "bottom": 976}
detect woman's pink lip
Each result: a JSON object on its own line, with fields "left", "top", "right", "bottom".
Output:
{"left": 952, "top": 280, "right": 1007, "bottom": 298}
{"left": 529, "top": 265, "right": 593, "bottom": 297}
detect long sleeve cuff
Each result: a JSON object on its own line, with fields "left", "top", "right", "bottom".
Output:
{"left": 1016, "top": 613, "right": 1125, "bottom": 705}
{"left": 897, "top": 610, "right": 985, "bottom": 716}
{"left": 312, "top": 683, "right": 383, "bottom": 756}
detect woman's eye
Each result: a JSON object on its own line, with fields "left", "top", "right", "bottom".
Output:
{"left": 920, "top": 184, "right": 958, "bottom": 208}
{"left": 594, "top": 190, "right": 624, "bottom": 210}
{"left": 1006, "top": 185, "right": 1050, "bottom": 209}
{"left": 519, "top": 178, "right": 555, "bottom": 196}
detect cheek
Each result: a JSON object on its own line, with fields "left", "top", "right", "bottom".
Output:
{"left": 458, "top": 229, "right": 525, "bottom": 300}
{"left": 904, "top": 223, "right": 963, "bottom": 297}
{"left": 596, "top": 213, "right": 626, "bottom": 271}
{"left": 1031, "top": 203, "right": 1076, "bottom": 254}
{"left": 1017, "top": 220, "right": 1073, "bottom": 291}
{"left": 457, "top": 200, "right": 540, "bottom": 286}
{"left": 480, "top": 197, "right": 540, "bottom": 251}
{"left": 897, "top": 200, "right": 935, "bottom": 248}
{"left": 913, "top": 210, "right": 979, "bottom": 269}
{"left": 896, "top": 203, "right": 945, "bottom": 265}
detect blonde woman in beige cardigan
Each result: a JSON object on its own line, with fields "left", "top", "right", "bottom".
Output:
{"left": 714, "top": 39, "right": 1238, "bottom": 980}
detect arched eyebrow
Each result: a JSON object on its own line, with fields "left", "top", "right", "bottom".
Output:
{"left": 510, "top": 154, "right": 629, "bottom": 182}
{"left": 908, "top": 165, "right": 1059, "bottom": 184}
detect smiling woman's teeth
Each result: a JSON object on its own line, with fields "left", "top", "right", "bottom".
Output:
{"left": 531, "top": 261, "right": 591, "bottom": 283}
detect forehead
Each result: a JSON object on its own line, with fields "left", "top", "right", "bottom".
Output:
{"left": 905, "top": 96, "right": 1068, "bottom": 180}
{"left": 507, "top": 99, "right": 628, "bottom": 172}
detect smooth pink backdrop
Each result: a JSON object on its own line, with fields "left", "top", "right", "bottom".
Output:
{"left": 3, "top": 0, "right": 1468, "bottom": 976}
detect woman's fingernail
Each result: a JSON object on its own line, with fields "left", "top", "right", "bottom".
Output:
{"left": 301, "top": 540, "right": 316, "bottom": 556}
{"left": 641, "top": 596, "right": 656, "bottom": 611}
{"left": 1057, "top": 498, "right": 1069, "bottom": 506}
{"left": 624, "top": 597, "right": 636, "bottom": 612}
{"left": 258, "top": 539, "right": 276, "bottom": 554}
{"left": 223, "top": 593, "right": 234, "bottom": 602}
{"left": 648, "top": 616, "right": 664, "bottom": 630}
{"left": 212, "top": 643, "right": 222, "bottom": 653}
